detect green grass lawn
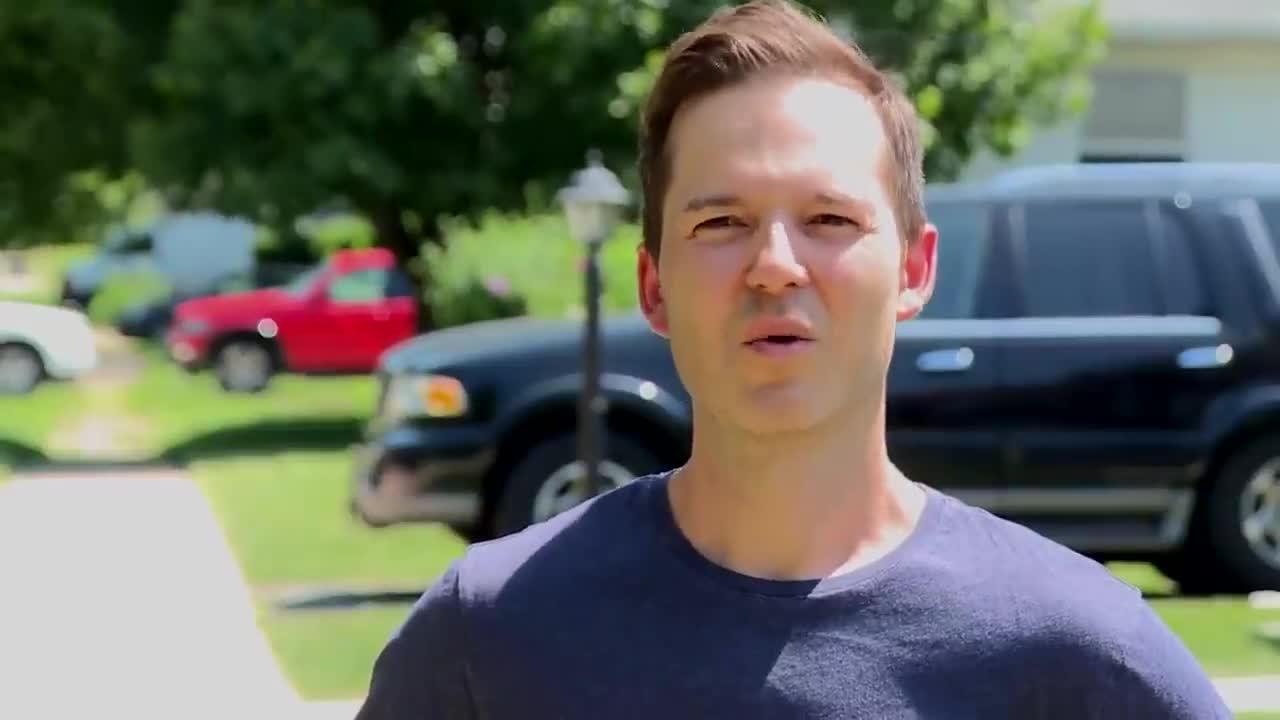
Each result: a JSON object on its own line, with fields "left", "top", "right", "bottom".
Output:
{"left": 0, "top": 379, "right": 84, "bottom": 477}
{"left": 192, "top": 450, "right": 466, "bottom": 699}
{"left": 122, "top": 353, "right": 380, "bottom": 460}
{"left": 192, "top": 451, "right": 463, "bottom": 586}
{"left": 1110, "top": 563, "right": 1280, "bottom": 678}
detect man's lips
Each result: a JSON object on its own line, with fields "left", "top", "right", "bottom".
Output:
{"left": 742, "top": 317, "right": 816, "bottom": 354}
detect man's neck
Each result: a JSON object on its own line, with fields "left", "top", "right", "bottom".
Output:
{"left": 667, "top": 400, "right": 927, "bottom": 583}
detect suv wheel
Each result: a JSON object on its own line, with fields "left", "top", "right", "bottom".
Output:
{"left": 0, "top": 344, "right": 43, "bottom": 395}
{"left": 1204, "top": 436, "right": 1280, "bottom": 591}
{"left": 215, "top": 339, "right": 274, "bottom": 393}
{"left": 493, "top": 432, "right": 666, "bottom": 537}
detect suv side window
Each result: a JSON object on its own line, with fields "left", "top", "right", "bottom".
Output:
{"left": 1261, "top": 200, "right": 1280, "bottom": 252}
{"left": 1155, "top": 206, "right": 1211, "bottom": 316}
{"left": 916, "top": 199, "right": 991, "bottom": 320}
{"left": 1018, "top": 200, "right": 1160, "bottom": 317}
{"left": 329, "top": 269, "right": 389, "bottom": 304}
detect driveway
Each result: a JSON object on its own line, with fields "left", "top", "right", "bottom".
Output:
{"left": 0, "top": 469, "right": 302, "bottom": 719}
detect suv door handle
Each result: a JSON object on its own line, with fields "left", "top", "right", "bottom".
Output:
{"left": 1176, "top": 344, "right": 1233, "bottom": 369}
{"left": 916, "top": 347, "right": 975, "bottom": 373}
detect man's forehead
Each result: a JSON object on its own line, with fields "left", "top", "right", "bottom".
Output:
{"left": 671, "top": 75, "right": 883, "bottom": 143}
{"left": 666, "top": 75, "right": 888, "bottom": 190}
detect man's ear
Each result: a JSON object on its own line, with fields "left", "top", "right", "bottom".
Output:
{"left": 637, "top": 245, "right": 670, "bottom": 337}
{"left": 897, "top": 222, "right": 938, "bottom": 322}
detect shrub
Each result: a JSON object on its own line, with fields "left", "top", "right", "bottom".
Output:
{"left": 87, "top": 270, "right": 172, "bottom": 326}
{"left": 430, "top": 276, "right": 529, "bottom": 328}
{"left": 424, "top": 211, "right": 639, "bottom": 328}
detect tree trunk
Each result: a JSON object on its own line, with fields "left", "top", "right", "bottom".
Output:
{"left": 371, "top": 206, "right": 417, "bottom": 266}
{"left": 371, "top": 205, "right": 435, "bottom": 331}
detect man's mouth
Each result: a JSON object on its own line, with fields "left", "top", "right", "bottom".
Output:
{"left": 741, "top": 316, "right": 817, "bottom": 353}
{"left": 744, "top": 334, "right": 816, "bottom": 357}
{"left": 747, "top": 334, "right": 807, "bottom": 346}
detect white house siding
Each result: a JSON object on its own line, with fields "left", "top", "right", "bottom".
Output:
{"left": 957, "top": 37, "right": 1280, "bottom": 182}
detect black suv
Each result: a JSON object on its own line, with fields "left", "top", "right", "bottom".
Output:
{"left": 350, "top": 162, "right": 1280, "bottom": 593}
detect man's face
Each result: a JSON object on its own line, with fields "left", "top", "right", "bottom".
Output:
{"left": 638, "top": 74, "right": 937, "bottom": 435}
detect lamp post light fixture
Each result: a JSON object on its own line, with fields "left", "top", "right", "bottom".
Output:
{"left": 557, "top": 149, "right": 631, "bottom": 505}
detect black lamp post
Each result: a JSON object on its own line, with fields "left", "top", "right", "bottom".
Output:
{"left": 557, "top": 150, "right": 630, "bottom": 504}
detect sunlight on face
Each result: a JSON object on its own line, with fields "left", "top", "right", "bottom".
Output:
{"left": 639, "top": 74, "right": 923, "bottom": 435}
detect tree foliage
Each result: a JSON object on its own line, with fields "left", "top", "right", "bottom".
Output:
{"left": 0, "top": 0, "right": 1106, "bottom": 255}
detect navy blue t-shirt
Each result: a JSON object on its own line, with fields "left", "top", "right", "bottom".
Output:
{"left": 356, "top": 474, "right": 1230, "bottom": 718}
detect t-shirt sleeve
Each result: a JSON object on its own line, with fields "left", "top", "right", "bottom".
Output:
{"left": 1106, "top": 599, "right": 1232, "bottom": 719}
{"left": 354, "top": 561, "right": 476, "bottom": 719}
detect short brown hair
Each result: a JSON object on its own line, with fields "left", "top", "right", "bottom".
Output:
{"left": 638, "top": 0, "right": 925, "bottom": 259}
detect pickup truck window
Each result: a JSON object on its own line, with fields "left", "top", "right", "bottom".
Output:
{"left": 329, "top": 269, "right": 388, "bottom": 304}
{"left": 1020, "top": 200, "right": 1160, "bottom": 317}
{"left": 283, "top": 266, "right": 325, "bottom": 296}
{"left": 386, "top": 270, "right": 417, "bottom": 299}
{"left": 917, "top": 200, "right": 990, "bottom": 319}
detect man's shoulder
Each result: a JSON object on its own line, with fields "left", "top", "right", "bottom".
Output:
{"left": 930, "top": 490, "right": 1230, "bottom": 703}
{"left": 934, "top": 490, "right": 1228, "bottom": 715}
{"left": 452, "top": 474, "right": 664, "bottom": 605}
{"left": 928, "top": 488, "right": 1150, "bottom": 628}
{"left": 356, "top": 477, "right": 666, "bottom": 719}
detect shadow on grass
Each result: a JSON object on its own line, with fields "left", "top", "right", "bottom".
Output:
{"left": 157, "top": 416, "right": 366, "bottom": 464}
{"left": 274, "top": 587, "right": 425, "bottom": 612}
{"left": 4, "top": 417, "right": 365, "bottom": 472}
{"left": 0, "top": 438, "right": 48, "bottom": 467}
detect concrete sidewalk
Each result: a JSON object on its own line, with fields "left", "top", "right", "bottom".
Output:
{"left": 0, "top": 470, "right": 302, "bottom": 719}
{"left": 1214, "top": 675, "right": 1280, "bottom": 714}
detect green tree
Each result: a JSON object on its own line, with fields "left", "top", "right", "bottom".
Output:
{"left": 1, "top": 0, "right": 1105, "bottom": 273}
{"left": 0, "top": 3, "right": 129, "bottom": 246}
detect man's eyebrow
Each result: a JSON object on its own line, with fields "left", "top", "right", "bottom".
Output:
{"left": 683, "top": 194, "right": 741, "bottom": 212}
{"left": 814, "top": 191, "right": 871, "bottom": 210}
{"left": 682, "top": 191, "right": 875, "bottom": 213}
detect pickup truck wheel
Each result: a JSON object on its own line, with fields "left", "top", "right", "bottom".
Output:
{"left": 493, "top": 432, "right": 665, "bottom": 537}
{"left": 0, "top": 343, "right": 43, "bottom": 395}
{"left": 215, "top": 340, "right": 273, "bottom": 393}
{"left": 1206, "top": 436, "right": 1280, "bottom": 592}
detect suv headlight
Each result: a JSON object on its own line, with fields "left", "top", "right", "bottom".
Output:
{"left": 385, "top": 374, "right": 470, "bottom": 420}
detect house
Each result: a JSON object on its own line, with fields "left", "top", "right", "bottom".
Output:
{"left": 960, "top": 0, "right": 1280, "bottom": 180}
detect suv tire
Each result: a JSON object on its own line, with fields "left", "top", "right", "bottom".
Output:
{"left": 214, "top": 339, "right": 274, "bottom": 393}
{"left": 1204, "top": 435, "right": 1280, "bottom": 592}
{"left": 493, "top": 432, "right": 665, "bottom": 538}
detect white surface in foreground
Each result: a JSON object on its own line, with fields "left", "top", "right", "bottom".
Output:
{"left": 0, "top": 471, "right": 302, "bottom": 719}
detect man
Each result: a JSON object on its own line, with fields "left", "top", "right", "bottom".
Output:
{"left": 356, "top": 1, "right": 1231, "bottom": 717}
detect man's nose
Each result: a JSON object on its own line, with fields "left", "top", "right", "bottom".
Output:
{"left": 745, "top": 220, "right": 810, "bottom": 293}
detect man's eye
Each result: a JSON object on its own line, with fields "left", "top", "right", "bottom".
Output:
{"left": 694, "top": 216, "right": 742, "bottom": 232}
{"left": 810, "top": 214, "right": 857, "bottom": 227}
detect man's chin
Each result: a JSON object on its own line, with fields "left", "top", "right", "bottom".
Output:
{"left": 732, "top": 388, "right": 831, "bottom": 435}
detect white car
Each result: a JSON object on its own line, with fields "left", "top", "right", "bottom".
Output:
{"left": 0, "top": 301, "right": 98, "bottom": 394}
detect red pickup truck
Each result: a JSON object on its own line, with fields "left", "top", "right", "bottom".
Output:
{"left": 167, "top": 248, "right": 418, "bottom": 392}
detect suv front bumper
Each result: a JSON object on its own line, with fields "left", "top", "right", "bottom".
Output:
{"left": 349, "top": 423, "right": 495, "bottom": 529}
